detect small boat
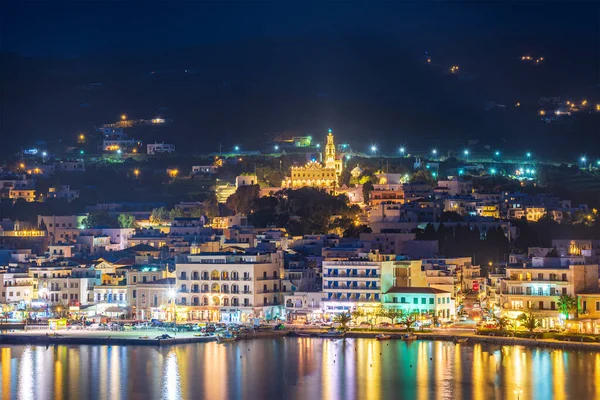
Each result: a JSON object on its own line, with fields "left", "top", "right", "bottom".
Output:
{"left": 216, "top": 335, "right": 237, "bottom": 343}
{"left": 296, "top": 332, "right": 314, "bottom": 337}
{"left": 401, "top": 333, "right": 417, "bottom": 341}
{"left": 454, "top": 337, "right": 468, "bottom": 343}
{"left": 376, "top": 334, "right": 391, "bottom": 341}
{"left": 319, "top": 329, "right": 346, "bottom": 339}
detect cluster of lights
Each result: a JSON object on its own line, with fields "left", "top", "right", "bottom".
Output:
{"left": 450, "top": 65, "right": 459, "bottom": 73}
{"left": 521, "top": 55, "right": 544, "bottom": 63}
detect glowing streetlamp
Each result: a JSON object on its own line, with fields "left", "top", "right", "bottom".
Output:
{"left": 116, "top": 149, "right": 122, "bottom": 155}
{"left": 580, "top": 156, "right": 587, "bottom": 167}
{"left": 316, "top": 143, "right": 320, "bottom": 148}
{"left": 42, "top": 151, "right": 47, "bottom": 157}
{"left": 495, "top": 151, "right": 500, "bottom": 157}
{"left": 526, "top": 152, "right": 532, "bottom": 159}
{"left": 490, "top": 168, "right": 497, "bottom": 175}
{"left": 370, "top": 145, "right": 377, "bottom": 154}
{"left": 134, "top": 169, "right": 140, "bottom": 178}
{"left": 432, "top": 149, "right": 437, "bottom": 157}
{"left": 121, "top": 114, "right": 127, "bottom": 120}
{"left": 234, "top": 146, "right": 240, "bottom": 152}
{"left": 274, "top": 145, "right": 279, "bottom": 151}
{"left": 399, "top": 147, "right": 405, "bottom": 155}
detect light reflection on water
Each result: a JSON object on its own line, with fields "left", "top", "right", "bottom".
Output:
{"left": 0, "top": 339, "right": 599, "bottom": 400}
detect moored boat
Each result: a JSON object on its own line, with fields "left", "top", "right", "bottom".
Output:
{"left": 454, "top": 337, "right": 468, "bottom": 343}
{"left": 319, "top": 329, "right": 346, "bottom": 339}
{"left": 216, "top": 334, "right": 237, "bottom": 343}
{"left": 376, "top": 334, "right": 391, "bottom": 341}
{"left": 401, "top": 333, "right": 417, "bottom": 341}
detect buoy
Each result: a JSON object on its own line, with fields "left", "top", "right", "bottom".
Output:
{"left": 410, "top": 365, "right": 413, "bottom": 368}
{"left": 430, "top": 357, "right": 432, "bottom": 360}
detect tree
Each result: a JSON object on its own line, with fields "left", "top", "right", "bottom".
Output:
{"left": 342, "top": 224, "right": 372, "bottom": 238}
{"left": 169, "top": 207, "right": 184, "bottom": 220}
{"left": 202, "top": 195, "right": 219, "bottom": 218}
{"left": 557, "top": 294, "right": 578, "bottom": 319}
{"left": 518, "top": 308, "right": 539, "bottom": 333}
{"left": 385, "top": 307, "right": 402, "bottom": 325}
{"left": 334, "top": 313, "right": 352, "bottom": 331}
{"left": 493, "top": 315, "right": 510, "bottom": 330}
{"left": 373, "top": 305, "right": 387, "bottom": 325}
{"left": 400, "top": 310, "right": 419, "bottom": 332}
{"left": 410, "top": 170, "right": 436, "bottom": 186}
{"left": 81, "top": 211, "right": 119, "bottom": 228}
{"left": 226, "top": 185, "right": 260, "bottom": 214}
{"left": 150, "top": 207, "right": 171, "bottom": 224}
{"left": 117, "top": 213, "right": 136, "bottom": 228}
{"left": 351, "top": 308, "right": 364, "bottom": 324}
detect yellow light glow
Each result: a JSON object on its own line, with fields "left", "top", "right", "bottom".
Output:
{"left": 19, "top": 163, "right": 25, "bottom": 169}
{"left": 539, "top": 110, "right": 546, "bottom": 116}
{"left": 79, "top": 134, "right": 85, "bottom": 140}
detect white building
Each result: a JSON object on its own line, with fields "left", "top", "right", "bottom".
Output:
{"left": 322, "top": 252, "right": 396, "bottom": 314}
{"left": 382, "top": 287, "right": 455, "bottom": 321}
{"left": 192, "top": 165, "right": 217, "bottom": 175}
{"left": 47, "top": 185, "right": 79, "bottom": 202}
{"left": 500, "top": 256, "right": 599, "bottom": 328}
{"left": 175, "top": 252, "right": 283, "bottom": 322}
{"left": 0, "top": 270, "right": 34, "bottom": 306}
{"left": 147, "top": 142, "right": 175, "bottom": 155}
{"left": 236, "top": 174, "right": 258, "bottom": 189}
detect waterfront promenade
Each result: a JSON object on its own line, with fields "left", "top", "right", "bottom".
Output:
{"left": 3, "top": 328, "right": 600, "bottom": 351}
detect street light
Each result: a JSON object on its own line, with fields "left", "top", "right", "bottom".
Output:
{"left": 370, "top": 145, "right": 377, "bottom": 154}
{"left": 526, "top": 152, "right": 532, "bottom": 159}
{"left": 274, "top": 145, "right": 279, "bottom": 151}
{"left": 234, "top": 146, "right": 240, "bottom": 152}
{"left": 134, "top": 169, "right": 140, "bottom": 178}
{"left": 495, "top": 151, "right": 500, "bottom": 157}
{"left": 432, "top": 149, "right": 437, "bottom": 157}
{"left": 121, "top": 114, "right": 127, "bottom": 120}
{"left": 490, "top": 168, "right": 497, "bottom": 174}
{"left": 399, "top": 147, "right": 405, "bottom": 155}
{"left": 116, "top": 149, "right": 122, "bottom": 155}
{"left": 167, "top": 289, "right": 177, "bottom": 324}
{"left": 316, "top": 143, "right": 320, "bottom": 148}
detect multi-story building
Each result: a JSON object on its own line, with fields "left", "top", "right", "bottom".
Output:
{"left": 38, "top": 215, "right": 87, "bottom": 244}
{"left": 382, "top": 287, "right": 455, "bottom": 321}
{"left": 130, "top": 277, "right": 176, "bottom": 321}
{"left": 47, "top": 185, "right": 79, "bottom": 202}
{"left": 125, "top": 263, "right": 174, "bottom": 320}
{"left": 322, "top": 252, "right": 396, "bottom": 315}
{"left": 369, "top": 184, "right": 404, "bottom": 206}
{"left": 9, "top": 188, "right": 36, "bottom": 202}
{"left": 284, "top": 292, "right": 323, "bottom": 322}
{"left": 500, "top": 256, "right": 599, "bottom": 328}
{"left": 0, "top": 269, "right": 34, "bottom": 307}
{"left": 175, "top": 252, "right": 283, "bottom": 322}
{"left": 36, "top": 268, "right": 96, "bottom": 306}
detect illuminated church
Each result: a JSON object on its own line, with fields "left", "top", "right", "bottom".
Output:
{"left": 282, "top": 130, "right": 344, "bottom": 188}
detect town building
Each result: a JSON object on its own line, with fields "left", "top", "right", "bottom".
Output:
{"left": 500, "top": 256, "right": 599, "bottom": 328}
{"left": 175, "top": 252, "right": 284, "bottom": 322}
{"left": 382, "top": 287, "right": 455, "bottom": 320}
{"left": 147, "top": 142, "right": 175, "bottom": 155}
{"left": 47, "top": 185, "right": 79, "bottom": 202}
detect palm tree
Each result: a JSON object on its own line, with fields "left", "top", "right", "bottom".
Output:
{"left": 334, "top": 313, "right": 352, "bottom": 331}
{"left": 493, "top": 315, "right": 510, "bottom": 330}
{"left": 557, "top": 294, "right": 578, "bottom": 319}
{"left": 351, "top": 308, "right": 364, "bottom": 324}
{"left": 518, "top": 310, "right": 539, "bottom": 333}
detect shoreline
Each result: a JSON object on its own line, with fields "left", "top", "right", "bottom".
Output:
{"left": 2, "top": 330, "right": 600, "bottom": 351}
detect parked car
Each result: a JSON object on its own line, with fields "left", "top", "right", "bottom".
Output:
{"left": 378, "top": 322, "right": 391, "bottom": 328}
{"left": 459, "top": 315, "right": 468, "bottom": 321}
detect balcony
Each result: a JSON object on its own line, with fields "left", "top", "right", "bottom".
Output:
{"left": 325, "top": 287, "right": 380, "bottom": 293}
{"left": 501, "top": 291, "right": 561, "bottom": 297}
{"left": 242, "top": 277, "right": 252, "bottom": 281}
{"left": 243, "top": 290, "right": 252, "bottom": 294}
{"left": 324, "top": 274, "right": 381, "bottom": 279}
{"left": 179, "top": 276, "right": 188, "bottom": 281}
{"left": 231, "top": 290, "right": 240, "bottom": 294}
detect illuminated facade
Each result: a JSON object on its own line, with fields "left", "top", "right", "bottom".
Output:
{"left": 282, "top": 131, "right": 343, "bottom": 188}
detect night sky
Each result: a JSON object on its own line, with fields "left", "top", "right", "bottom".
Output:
{"left": 3, "top": 2, "right": 597, "bottom": 58}
{"left": 1, "top": 2, "right": 599, "bottom": 158}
